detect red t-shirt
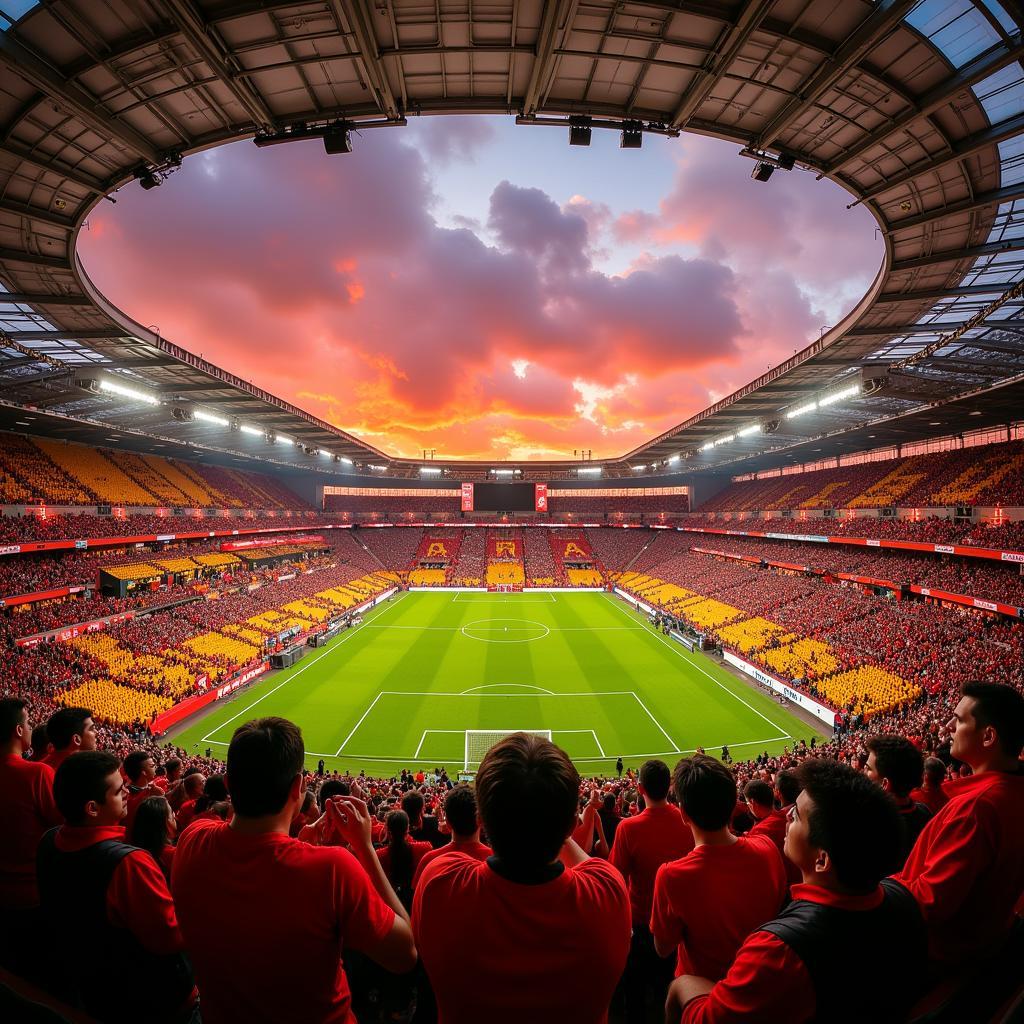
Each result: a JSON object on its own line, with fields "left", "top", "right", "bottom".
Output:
{"left": 0, "top": 754, "right": 61, "bottom": 908}
{"left": 413, "top": 838, "right": 491, "bottom": 887}
{"left": 377, "top": 838, "right": 432, "bottom": 881}
{"left": 171, "top": 818, "right": 395, "bottom": 1024}
{"left": 895, "top": 767, "right": 1024, "bottom": 964}
{"left": 909, "top": 783, "right": 949, "bottom": 817}
{"left": 651, "top": 835, "right": 788, "bottom": 980}
{"left": 413, "top": 853, "right": 630, "bottom": 1024}
{"left": 746, "top": 807, "right": 800, "bottom": 885}
{"left": 610, "top": 802, "right": 694, "bottom": 924}
{"left": 175, "top": 799, "right": 198, "bottom": 832}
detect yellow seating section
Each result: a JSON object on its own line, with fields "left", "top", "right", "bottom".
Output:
{"left": 530, "top": 577, "right": 555, "bottom": 586}
{"left": 142, "top": 455, "right": 215, "bottom": 505}
{"left": 184, "top": 631, "right": 261, "bottom": 667}
{"left": 102, "top": 563, "right": 162, "bottom": 582}
{"left": 193, "top": 553, "right": 242, "bottom": 568}
{"left": 154, "top": 557, "right": 200, "bottom": 573}
{"left": 758, "top": 638, "right": 838, "bottom": 678}
{"left": 567, "top": 568, "right": 603, "bottom": 586}
{"left": 486, "top": 562, "right": 525, "bottom": 585}
{"left": 70, "top": 634, "right": 196, "bottom": 697}
{"left": 409, "top": 568, "right": 447, "bottom": 585}
{"left": 815, "top": 667, "right": 921, "bottom": 719}
{"left": 716, "top": 617, "right": 784, "bottom": 654}
{"left": 57, "top": 679, "right": 173, "bottom": 727}
{"left": 33, "top": 438, "right": 156, "bottom": 506}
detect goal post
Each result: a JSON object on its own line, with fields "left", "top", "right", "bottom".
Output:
{"left": 464, "top": 729, "right": 552, "bottom": 769}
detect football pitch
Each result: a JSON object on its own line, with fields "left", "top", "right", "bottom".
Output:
{"left": 171, "top": 592, "right": 829, "bottom": 776}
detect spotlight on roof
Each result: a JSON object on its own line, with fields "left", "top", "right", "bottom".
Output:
{"left": 620, "top": 121, "right": 643, "bottom": 149}
{"left": 323, "top": 124, "right": 353, "bottom": 155}
{"left": 752, "top": 161, "right": 775, "bottom": 182}
{"left": 777, "top": 152, "right": 796, "bottom": 171}
{"left": 133, "top": 166, "right": 161, "bottom": 191}
{"left": 569, "top": 116, "right": 592, "bottom": 147}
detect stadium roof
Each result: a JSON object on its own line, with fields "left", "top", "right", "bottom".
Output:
{"left": 1, "top": 0, "right": 1024, "bottom": 481}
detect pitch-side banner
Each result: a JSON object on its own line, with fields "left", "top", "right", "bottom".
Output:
{"left": 535, "top": 483, "right": 548, "bottom": 512}
{"left": 461, "top": 482, "right": 474, "bottom": 512}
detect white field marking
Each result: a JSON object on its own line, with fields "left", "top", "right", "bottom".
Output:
{"left": 460, "top": 618, "right": 548, "bottom": 643}
{"left": 629, "top": 692, "right": 681, "bottom": 753}
{"left": 414, "top": 729, "right": 465, "bottom": 757}
{"left": 200, "top": 592, "right": 409, "bottom": 743}
{"left": 590, "top": 729, "right": 606, "bottom": 757}
{"left": 374, "top": 689, "right": 638, "bottom": 697}
{"left": 452, "top": 592, "right": 556, "bottom": 603}
{"left": 603, "top": 593, "right": 794, "bottom": 741}
{"left": 459, "top": 683, "right": 556, "bottom": 695}
{"left": 335, "top": 692, "right": 386, "bottom": 755}
{"left": 202, "top": 734, "right": 790, "bottom": 764}
{"left": 363, "top": 624, "right": 642, "bottom": 631}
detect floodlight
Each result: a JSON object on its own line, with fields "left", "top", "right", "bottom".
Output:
{"left": 818, "top": 384, "right": 861, "bottom": 408}
{"left": 620, "top": 121, "right": 643, "bottom": 149}
{"left": 738, "top": 424, "right": 760, "bottom": 437}
{"left": 133, "top": 166, "right": 160, "bottom": 190}
{"left": 323, "top": 125, "right": 352, "bottom": 155}
{"left": 713, "top": 434, "right": 735, "bottom": 446}
{"left": 667, "top": 454, "right": 680, "bottom": 464}
{"left": 421, "top": 467, "right": 442, "bottom": 476}
{"left": 632, "top": 464, "right": 645, "bottom": 471}
{"left": 99, "top": 378, "right": 160, "bottom": 405}
{"left": 700, "top": 442, "right": 714, "bottom": 451}
{"left": 239, "top": 424, "right": 263, "bottom": 436}
{"left": 752, "top": 162, "right": 775, "bottom": 182}
{"left": 569, "top": 117, "right": 592, "bottom": 147}
{"left": 786, "top": 401, "right": 818, "bottom": 419}
{"left": 194, "top": 409, "right": 229, "bottom": 426}
{"left": 579, "top": 466, "right": 602, "bottom": 476}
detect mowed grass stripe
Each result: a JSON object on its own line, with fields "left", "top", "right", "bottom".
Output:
{"left": 169, "top": 593, "right": 829, "bottom": 775}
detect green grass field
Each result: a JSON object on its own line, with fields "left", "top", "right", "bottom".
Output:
{"left": 171, "top": 591, "right": 829, "bottom": 776}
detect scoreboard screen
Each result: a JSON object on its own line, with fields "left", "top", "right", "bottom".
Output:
{"left": 473, "top": 483, "right": 537, "bottom": 511}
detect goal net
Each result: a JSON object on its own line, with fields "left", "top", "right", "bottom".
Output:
{"left": 464, "top": 730, "right": 552, "bottom": 769}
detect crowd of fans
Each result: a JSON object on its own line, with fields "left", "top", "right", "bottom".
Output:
{"left": 0, "top": 677, "right": 1021, "bottom": 1024}
{"left": 3, "top": 433, "right": 308, "bottom": 510}
{"left": 701, "top": 438, "right": 1024, "bottom": 512}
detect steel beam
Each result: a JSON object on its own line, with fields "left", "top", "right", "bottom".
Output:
{"left": 887, "top": 181, "right": 1024, "bottom": 233}
{"left": 891, "top": 237, "right": 1024, "bottom": 273}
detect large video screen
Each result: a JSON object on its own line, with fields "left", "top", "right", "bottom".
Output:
{"left": 473, "top": 483, "right": 537, "bottom": 511}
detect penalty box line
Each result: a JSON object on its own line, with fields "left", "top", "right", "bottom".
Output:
{"left": 414, "top": 728, "right": 605, "bottom": 759}
{"left": 335, "top": 689, "right": 669, "bottom": 757}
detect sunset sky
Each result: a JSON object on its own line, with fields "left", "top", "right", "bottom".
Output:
{"left": 78, "top": 116, "right": 881, "bottom": 461}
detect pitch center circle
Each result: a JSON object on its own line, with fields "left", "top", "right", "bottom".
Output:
{"left": 460, "top": 618, "right": 551, "bottom": 643}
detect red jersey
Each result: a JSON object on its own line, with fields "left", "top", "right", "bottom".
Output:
{"left": 175, "top": 799, "right": 198, "bottom": 832}
{"left": 746, "top": 807, "right": 800, "bottom": 885}
{"left": 610, "top": 802, "right": 694, "bottom": 924}
{"left": 0, "top": 754, "right": 60, "bottom": 908}
{"left": 651, "top": 834, "right": 788, "bottom": 980}
{"left": 42, "top": 748, "right": 75, "bottom": 774}
{"left": 171, "top": 818, "right": 395, "bottom": 1024}
{"left": 414, "top": 853, "right": 630, "bottom": 1024}
{"left": 896, "top": 767, "right": 1024, "bottom": 964}
{"left": 377, "top": 838, "right": 432, "bottom": 881}
{"left": 124, "top": 784, "right": 158, "bottom": 836}
{"left": 413, "top": 838, "right": 491, "bottom": 887}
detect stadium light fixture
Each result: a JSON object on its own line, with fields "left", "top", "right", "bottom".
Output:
{"left": 323, "top": 124, "right": 353, "bottom": 155}
{"left": 700, "top": 442, "right": 714, "bottom": 451}
{"left": 239, "top": 424, "right": 263, "bottom": 436}
{"left": 631, "top": 464, "right": 646, "bottom": 471}
{"left": 620, "top": 121, "right": 643, "bottom": 149}
{"left": 569, "top": 117, "right": 592, "bottom": 147}
{"left": 786, "top": 401, "right": 818, "bottom": 420}
{"left": 194, "top": 409, "right": 229, "bottom": 427}
{"left": 713, "top": 435, "right": 735, "bottom": 446}
{"left": 421, "top": 467, "right": 442, "bottom": 476}
{"left": 817, "top": 384, "right": 861, "bottom": 408}
{"left": 579, "top": 466, "right": 602, "bottom": 476}
{"left": 738, "top": 424, "right": 761, "bottom": 437}
{"left": 339, "top": 456, "right": 353, "bottom": 464}
{"left": 369, "top": 464, "right": 387, "bottom": 471}
{"left": 99, "top": 378, "right": 160, "bottom": 406}
{"left": 667, "top": 454, "right": 680, "bottom": 464}
{"left": 278, "top": 435, "right": 295, "bottom": 445}
{"left": 492, "top": 469, "right": 516, "bottom": 476}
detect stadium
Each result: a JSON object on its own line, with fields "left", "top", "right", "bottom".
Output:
{"left": 1, "top": 0, "right": 1023, "bottom": 1021}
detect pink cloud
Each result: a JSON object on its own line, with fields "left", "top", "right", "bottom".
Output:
{"left": 77, "top": 128, "right": 876, "bottom": 459}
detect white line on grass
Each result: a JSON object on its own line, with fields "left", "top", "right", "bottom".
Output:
{"left": 335, "top": 692, "right": 386, "bottom": 756}
{"left": 375, "top": 689, "right": 639, "bottom": 697}
{"left": 603, "top": 593, "right": 793, "bottom": 741}
{"left": 629, "top": 692, "right": 681, "bottom": 752}
{"left": 590, "top": 729, "right": 606, "bottom": 757}
{"left": 200, "top": 591, "right": 409, "bottom": 744}
{"left": 459, "top": 683, "right": 556, "bottom": 695}
{"left": 363, "top": 624, "right": 642, "bottom": 631}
